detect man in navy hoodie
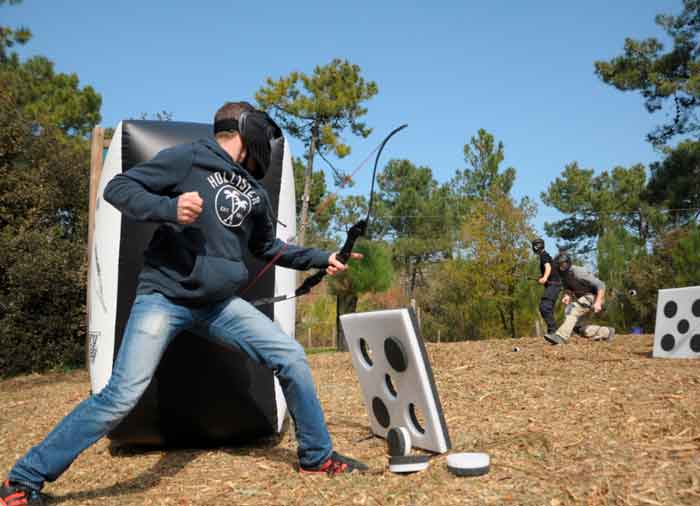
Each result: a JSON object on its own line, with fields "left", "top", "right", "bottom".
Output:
{"left": 2, "top": 102, "right": 366, "bottom": 506}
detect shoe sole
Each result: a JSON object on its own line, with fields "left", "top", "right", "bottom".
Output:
{"left": 544, "top": 334, "right": 565, "bottom": 345}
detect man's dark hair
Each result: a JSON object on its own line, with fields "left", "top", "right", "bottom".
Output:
{"left": 213, "top": 101, "right": 256, "bottom": 140}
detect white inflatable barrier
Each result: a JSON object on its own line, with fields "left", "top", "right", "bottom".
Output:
{"left": 87, "top": 120, "right": 296, "bottom": 446}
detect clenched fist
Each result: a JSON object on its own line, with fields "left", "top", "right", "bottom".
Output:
{"left": 177, "top": 192, "right": 203, "bottom": 224}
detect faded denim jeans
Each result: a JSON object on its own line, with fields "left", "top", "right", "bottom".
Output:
{"left": 10, "top": 292, "right": 332, "bottom": 490}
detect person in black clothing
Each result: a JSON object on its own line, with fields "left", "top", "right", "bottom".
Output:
{"left": 532, "top": 238, "right": 561, "bottom": 335}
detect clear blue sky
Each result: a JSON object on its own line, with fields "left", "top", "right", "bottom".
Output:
{"left": 4, "top": 0, "right": 681, "bottom": 243}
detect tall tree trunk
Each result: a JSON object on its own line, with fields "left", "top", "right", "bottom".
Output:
{"left": 409, "top": 258, "right": 420, "bottom": 297}
{"left": 298, "top": 126, "right": 317, "bottom": 247}
{"left": 335, "top": 293, "right": 358, "bottom": 351}
{"left": 497, "top": 306, "right": 508, "bottom": 337}
{"left": 509, "top": 303, "right": 517, "bottom": 339}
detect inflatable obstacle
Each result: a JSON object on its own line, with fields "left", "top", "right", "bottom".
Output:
{"left": 86, "top": 120, "right": 296, "bottom": 446}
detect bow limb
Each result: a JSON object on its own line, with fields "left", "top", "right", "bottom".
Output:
{"left": 250, "top": 124, "right": 407, "bottom": 307}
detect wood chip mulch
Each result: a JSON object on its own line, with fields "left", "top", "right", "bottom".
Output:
{"left": 1, "top": 334, "right": 699, "bottom": 505}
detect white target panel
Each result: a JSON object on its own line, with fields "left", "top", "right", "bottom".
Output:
{"left": 653, "top": 286, "right": 700, "bottom": 359}
{"left": 340, "top": 308, "right": 451, "bottom": 454}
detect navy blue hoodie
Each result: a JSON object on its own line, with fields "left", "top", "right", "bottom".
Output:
{"left": 104, "top": 137, "right": 329, "bottom": 304}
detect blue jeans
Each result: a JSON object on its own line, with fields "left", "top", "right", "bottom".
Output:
{"left": 9, "top": 292, "right": 333, "bottom": 490}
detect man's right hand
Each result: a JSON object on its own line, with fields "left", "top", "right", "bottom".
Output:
{"left": 562, "top": 294, "right": 572, "bottom": 306}
{"left": 177, "top": 192, "right": 203, "bottom": 224}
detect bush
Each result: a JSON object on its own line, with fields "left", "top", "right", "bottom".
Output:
{"left": 0, "top": 90, "right": 89, "bottom": 376}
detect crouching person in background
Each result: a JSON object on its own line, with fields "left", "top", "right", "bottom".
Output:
{"left": 544, "top": 253, "right": 615, "bottom": 345}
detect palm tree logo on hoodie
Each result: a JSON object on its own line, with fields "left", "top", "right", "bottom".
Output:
{"left": 215, "top": 185, "right": 253, "bottom": 228}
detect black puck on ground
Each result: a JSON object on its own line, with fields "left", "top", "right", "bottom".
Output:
{"left": 387, "top": 427, "right": 412, "bottom": 456}
{"left": 446, "top": 452, "right": 490, "bottom": 477}
{"left": 388, "top": 455, "right": 431, "bottom": 474}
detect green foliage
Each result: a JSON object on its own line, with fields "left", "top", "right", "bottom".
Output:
{"left": 328, "top": 240, "right": 394, "bottom": 298}
{"left": 621, "top": 226, "right": 700, "bottom": 330}
{"left": 295, "top": 293, "right": 337, "bottom": 349}
{"left": 292, "top": 156, "right": 334, "bottom": 246}
{"left": 416, "top": 129, "right": 538, "bottom": 340}
{"left": 419, "top": 259, "right": 495, "bottom": 341}
{"left": 594, "top": 0, "right": 700, "bottom": 145}
{"left": 671, "top": 225, "right": 700, "bottom": 286}
{"left": 0, "top": 55, "right": 102, "bottom": 137}
{"left": 541, "top": 162, "right": 654, "bottom": 253}
{"left": 374, "top": 159, "right": 458, "bottom": 295}
{"left": 256, "top": 58, "right": 377, "bottom": 245}
{"left": 419, "top": 189, "right": 537, "bottom": 340}
{"left": 0, "top": 90, "right": 89, "bottom": 377}
{"left": 452, "top": 128, "right": 515, "bottom": 203}
{"left": 328, "top": 240, "right": 394, "bottom": 350}
{"left": 645, "top": 139, "right": 700, "bottom": 225}
{"left": 256, "top": 58, "right": 377, "bottom": 155}
{"left": 0, "top": 0, "right": 31, "bottom": 62}
{"left": 596, "top": 225, "right": 646, "bottom": 331}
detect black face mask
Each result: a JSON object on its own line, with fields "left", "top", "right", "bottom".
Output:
{"left": 213, "top": 110, "right": 283, "bottom": 179}
{"left": 532, "top": 239, "right": 544, "bottom": 254}
{"left": 556, "top": 256, "right": 572, "bottom": 273}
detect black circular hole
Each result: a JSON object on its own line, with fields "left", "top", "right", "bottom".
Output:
{"left": 661, "top": 334, "right": 676, "bottom": 352}
{"left": 359, "top": 338, "right": 373, "bottom": 367}
{"left": 693, "top": 300, "right": 700, "bottom": 318}
{"left": 384, "top": 336, "right": 408, "bottom": 372}
{"left": 664, "top": 301, "right": 678, "bottom": 318}
{"left": 372, "top": 397, "right": 390, "bottom": 428}
{"left": 678, "top": 319, "right": 690, "bottom": 334}
{"left": 385, "top": 374, "right": 397, "bottom": 397}
{"left": 408, "top": 403, "right": 426, "bottom": 434}
{"left": 690, "top": 335, "right": 700, "bottom": 353}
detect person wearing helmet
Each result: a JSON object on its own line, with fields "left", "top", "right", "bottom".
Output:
{"left": 2, "top": 102, "right": 368, "bottom": 506}
{"left": 544, "top": 253, "right": 615, "bottom": 345}
{"left": 531, "top": 238, "right": 561, "bottom": 336}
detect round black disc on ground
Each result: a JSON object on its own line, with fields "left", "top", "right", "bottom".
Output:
{"left": 446, "top": 453, "right": 490, "bottom": 477}
{"left": 678, "top": 319, "right": 690, "bottom": 334}
{"left": 387, "top": 427, "right": 411, "bottom": 456}
{"left": 372, "top": 397, "right": 391, "bottom": 428}
{"left": 693, "top": 300, "right": 700, "bottom": 317}
{"left": 691, "top": 334, "right": 700, "bottom": 353}
{"left": 664, "top": 301, "right": 678, "bottom": 318}
{"left": 384, "top": 336, "right": 408, "bottom": 372}
{"left": 388, "top": 455, "right": 431, "bottom": 474}
{"left": 661, "top": 334, "right": 676, "bottom": 352}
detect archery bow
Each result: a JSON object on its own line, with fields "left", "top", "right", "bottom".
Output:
{"left": 251, "top": 123, "right": 408, "bottom": 307}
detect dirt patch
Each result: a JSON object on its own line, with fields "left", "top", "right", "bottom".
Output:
{"left": 1, "top": 334, "right": 699, "bottom": 505}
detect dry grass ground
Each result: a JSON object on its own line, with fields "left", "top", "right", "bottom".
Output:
{"left": 1, "top": 334, "right": 699, "bottom": 506}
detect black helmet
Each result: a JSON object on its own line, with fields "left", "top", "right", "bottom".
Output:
{"left": 531, "top": 238, "right": 545, "bottom": 254}
{"left": 554, "top": 252, "right": 572, "bottom": 273}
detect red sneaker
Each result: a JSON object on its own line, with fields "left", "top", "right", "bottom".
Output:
{"left": 0, "top": 480, "right": 45, "bottom": 506}
{"left": 300, "top": 452, "right": 369, "bottom": 475}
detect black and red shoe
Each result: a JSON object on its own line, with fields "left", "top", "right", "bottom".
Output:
{"left": 0, "top": 480, "right": 45, "bottom": 506}
{"left": 300, "top": 451, "right": 369, "bottom": 475}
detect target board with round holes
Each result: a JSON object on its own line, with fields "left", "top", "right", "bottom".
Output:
{"left": 339, "top": 308, "right": 451, "bottom": 454}
{"left": 653, "top": 286, "right": 700, "bottom": 359}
